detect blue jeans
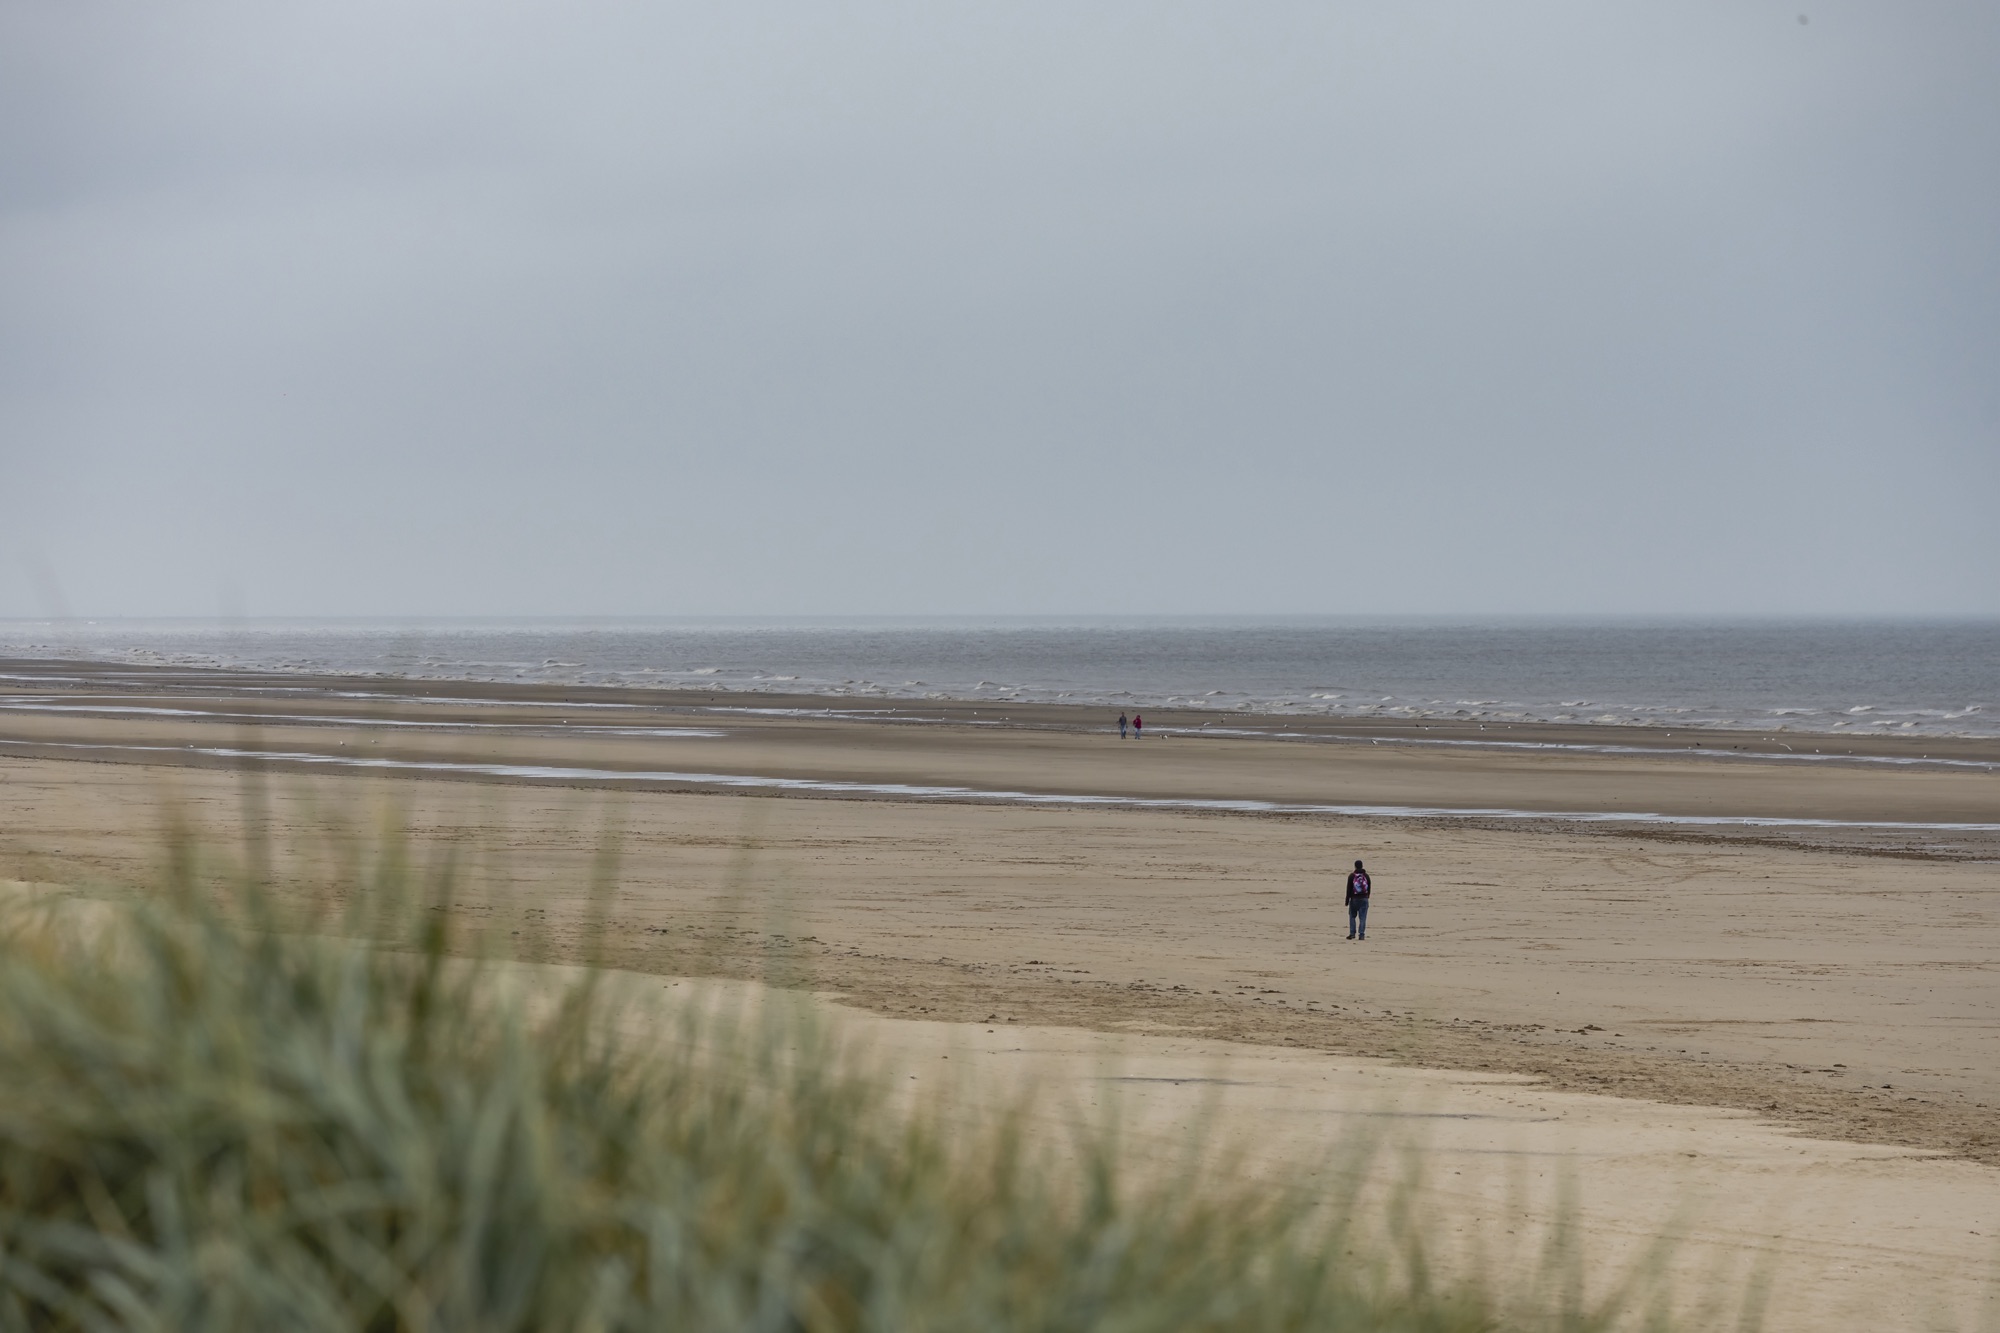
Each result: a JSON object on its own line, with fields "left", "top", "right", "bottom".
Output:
{"left": 1348, "top": 899, "right": 1368, "bottom": 938}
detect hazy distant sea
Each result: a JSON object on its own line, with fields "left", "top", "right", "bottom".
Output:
{"left": 2, "top": 619, "right": 1995, "bottom": 739}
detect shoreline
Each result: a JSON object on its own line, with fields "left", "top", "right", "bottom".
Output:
{"left": 5, "top": 654, "right": 1998, "bottom": 764}
{"left": 2, "top": 653, "right": 1996, "bottom": 864}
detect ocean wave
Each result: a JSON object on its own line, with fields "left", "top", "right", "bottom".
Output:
{"left": 5, "top": 622, "right": 1996, "bottom": 741}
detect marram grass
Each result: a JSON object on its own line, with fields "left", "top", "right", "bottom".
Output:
{"left": 0, "top": 832, "right": 1700, "bottom": 1332}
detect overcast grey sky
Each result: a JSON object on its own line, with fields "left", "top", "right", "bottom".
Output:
{"left": 1, "top": 1, "right": 1994, "bottom": 618}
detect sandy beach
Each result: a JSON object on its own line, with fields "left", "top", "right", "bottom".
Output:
{"left": 11, "top": 3, "right": 1997, "bottom": 1319}
{"left": 2, "top": 658, "right": 1997, "bottom": 1326}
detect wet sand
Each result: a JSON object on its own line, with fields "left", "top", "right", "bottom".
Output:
{"left": 1, "top": 657, "right": 1996, "bottom": 857}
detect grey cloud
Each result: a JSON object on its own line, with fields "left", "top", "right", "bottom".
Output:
{"left": 1, "top": 0, "right": 1995, "bottom": 616}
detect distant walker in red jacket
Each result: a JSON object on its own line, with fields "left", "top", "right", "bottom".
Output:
{"left": 1345, "top": 860, "right": 1372, "bottom": 941}
{"left": 1131, "top": 713, "right": 1143, "bottom": 740}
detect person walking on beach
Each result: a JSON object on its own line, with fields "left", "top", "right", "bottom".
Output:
{"left": 1118, "top": 712, "right": 1129, "bottom": 739}
{"left": 1132, "top": 713, "right": 1143, "bottom": 740}
{"left": 1345, "top": 860, "right": 1372, "bottom": 940}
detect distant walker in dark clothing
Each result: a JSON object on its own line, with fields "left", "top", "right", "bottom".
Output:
{"left": 1118, "top": 712, "right": 1129, "bottom": 739}
{"left": 1345, "top": 860, "right": 1372, "bottom": 940}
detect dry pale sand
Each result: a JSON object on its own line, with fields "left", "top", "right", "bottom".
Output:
{"left": 671, "top": 978, "right": 2000, "bottom": 1333}
{"left": 1, "top": 662, "right": 1997, "bottom": 1327}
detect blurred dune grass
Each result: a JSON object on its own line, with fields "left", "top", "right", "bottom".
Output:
{"left": 0, "top": 810, "right": 1731, "bottom": 1332}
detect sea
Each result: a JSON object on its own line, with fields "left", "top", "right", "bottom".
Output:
{"left": 0, "top": 617, "right": 1994, "bottom": 740}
